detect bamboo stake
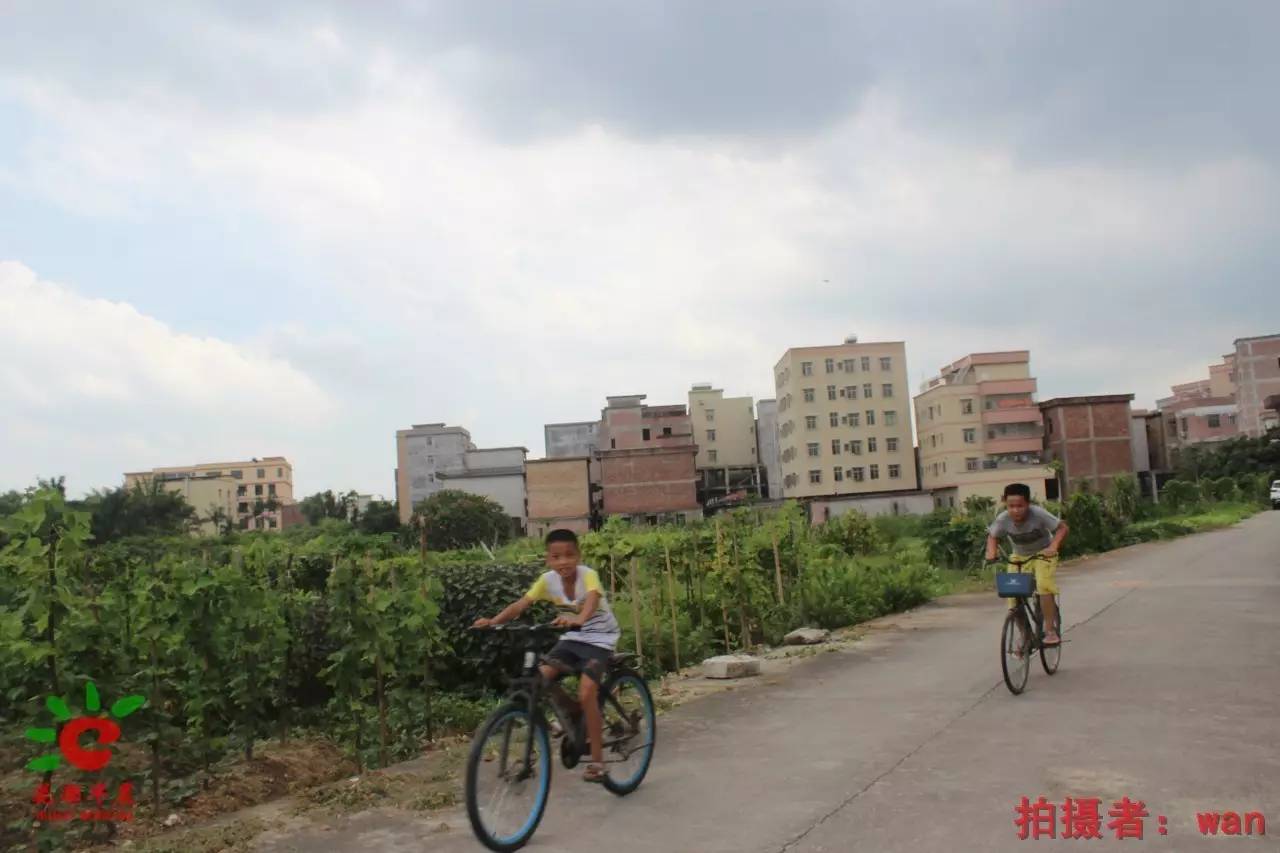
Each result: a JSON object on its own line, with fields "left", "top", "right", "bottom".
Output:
{"left": 771, "top": 530, "right": 785, "bottom": 604}
{"left": 629, "top": 557, "right": 643, "bottom": 662}
{"left": 715, "top": 519, "right": 730, "bottom": 651}
{"left": 664, "top": 543, "right": 680, "bottom": 671}
{"left": 732, "top": 533, "right": 749, "bottom": 649}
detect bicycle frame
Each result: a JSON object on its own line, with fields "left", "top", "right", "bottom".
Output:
{"left": 1003, "top": 553, "right": 1056, "bottom": 647}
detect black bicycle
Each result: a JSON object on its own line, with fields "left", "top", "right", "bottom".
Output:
{"left": 464, "top": 624, "right": 656, "bottom": 852}
{"left": 995, "top": 553, "right": 1062, "bottom": 695}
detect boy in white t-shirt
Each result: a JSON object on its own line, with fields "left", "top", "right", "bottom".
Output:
{"left": 473, "top": 528, "right": 620, "bottom": 783}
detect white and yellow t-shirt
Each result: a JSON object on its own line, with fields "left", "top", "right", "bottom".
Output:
{"left": 525, "top": 566, "right": 620, "bottom": 650}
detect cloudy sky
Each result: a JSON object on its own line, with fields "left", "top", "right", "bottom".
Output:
{"left": 2, "top": 1, "right": 1278, "bottom": 498}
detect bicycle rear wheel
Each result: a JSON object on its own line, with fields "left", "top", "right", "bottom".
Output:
{"left": 465, "top": 703, "right": 552, "bottom": 852}
{"left": 600, "top": 669, "right": 656, "bottom": 796}
{"left": 1001, "top": 609, "right": 1031, "bottom": 695}
{"left": 1040, "top": 599, "right": 1061, "bottom": 675}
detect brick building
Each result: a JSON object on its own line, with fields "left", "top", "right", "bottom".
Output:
{"left": 1040, "top": 395, "right": 1136, "bottom": 498}
{"left": 596, "top": 395, "right": 701, "bottom": 524}
{"left": 525, "top": 457, "right": 593, "bottom": 538}
{"left": 1234, "top": 333, "right": 1280, "bottom": 436}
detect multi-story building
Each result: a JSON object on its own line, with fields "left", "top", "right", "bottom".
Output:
{"left": 914, "top": 351, "right": 1054, "bottom": 506}
{"left": 1040, "top": 395, "right": 1136, "bottom": 498}
{"left": 124, "top": 457, "right": 295, "bottom": 533}
{"left": 755, "top": 399, "right": 782, "bottom": 499}
{"left": 1156, "top": 357, "right": 1240, "bottom": 468}
{"left": 436, "top": 446, "right": 529, "bottom": 536}
{"left": 544, "top": 421, "right": 600, "bottom": 459}
{"left": 774, "top": 338, "right": 918, "bottom": 499}
{"left": 395, "top": 424, "right": 528, "bottom": 532}
{"left": 526, "top": 457, "right": 593, "bottom": 538}
{"left": 687, "top": 384, "right": 762, "bottom": 505}
{"left": 394, "top": 424, "right": 475, "bottom": 523}
{"left": 596, "top": 395, "right": 701, "bottom": 524}
{"left": 1233, "top": 333, "right": 1280, "bottom": 436}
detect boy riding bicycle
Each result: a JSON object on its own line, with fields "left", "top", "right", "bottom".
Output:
{"left": 472, "top": 528, "right": 620, "bottom": 784}
{"left": 985, "top": 483, "right": 1070, "bottom": 645}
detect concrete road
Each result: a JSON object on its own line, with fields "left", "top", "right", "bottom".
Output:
{"left": 260, "top": 513, "right": 1280, "bottom": 852}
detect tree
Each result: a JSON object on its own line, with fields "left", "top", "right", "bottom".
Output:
{"left": 411, "top": 490, "right": 513, "bottom": 551}
{"left": 298, "top": 490, "right": 356, "bottom": 525}
{"left": 83, "top": 481, "right": 197, "bottom": 543}
{"left": 357, "top": 500, "right": 401, "bottom": 535}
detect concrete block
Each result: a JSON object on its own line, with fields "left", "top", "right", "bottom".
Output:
{"left": 784, "top": 627, "right": 831, "bottom": 645}
{"left": 702, "top": 655, "right": 761, "bottom": 679}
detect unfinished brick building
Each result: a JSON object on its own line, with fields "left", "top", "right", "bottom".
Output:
{"left": 1040, "top": 394, "right": 1137, "bottom": 498}
{"left": 596, "top": 395, "right": 701, "bottom": 524}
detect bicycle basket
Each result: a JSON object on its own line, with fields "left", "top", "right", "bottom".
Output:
{"left": 995, "top": 572, "right": 1036, "bottom": 598}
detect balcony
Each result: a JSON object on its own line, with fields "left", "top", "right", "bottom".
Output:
{"left": 985, "top": 436, "right": 1043, "bottom": 455}
{"left": 982, "top": 405, "right": 1041, "bottom": 426}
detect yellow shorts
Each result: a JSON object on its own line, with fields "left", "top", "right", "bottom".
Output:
{"left": 1005, "top": 554, "right": 1059, "bottom": 609}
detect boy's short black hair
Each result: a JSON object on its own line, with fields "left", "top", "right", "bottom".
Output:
{"left": 544, "top": 528, "right": 580, "bottom": 549}
{"left": 1003, "top": 483, "right": 1032, "bottom": 500}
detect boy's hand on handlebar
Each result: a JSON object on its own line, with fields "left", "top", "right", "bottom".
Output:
{"left": 551, "top": 614, "right": 584, "bottom": 628}
{"left": 472, "top": 617, "right": 495, "bottom": 629}
{"left": 1039, "top": 548, "right": 1059, "bottom": 559}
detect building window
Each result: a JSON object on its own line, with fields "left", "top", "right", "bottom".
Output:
{"left": 851, "top": 467, "right": 865, "bottom": 482}
{"left": 861, "top": 356, "right": 871, "bottom": 371}
{"left": 880, "top": 356, "right": 892, "bottom": 371}
{"left": 889, "top": 464, "right": 901, "bottom": 479}
{"left": 884, "top": 411, "right": 898, "bottom": 426}
{"left": 707, "top": 429, "right": 716, "bottom": 441}
{"left": 887, "top": 437, "right": 899, "bottom": 452}
{"left": 843, "top": 358, "right": 856, "bottom": 371}
{"left": 829, "top": 412, "right": 839, "bottom": 427}
{"left": 806, "top": 415, "right": 818, "bottom": 430}
{"left": 802, "top": 361, "right": 813, "bottom": 376}
{"left": 863, "top": 383, "right": 873, "bottom": 398}
{"left": 850, "top": 413, "right": 860, "bottom": 428}
{"left": 643, "top": 428, "right": 651, "bottom": 441}
{"left": 844, "top": 385, "right": 857, "bottom": 398}
{"left": 962, "top": 399, "right": 974, "bottom": 415}
{"left": 963, "top": 428, "right": 977, "bottom": 443}
{"left": 706, "top": 409, "right": 715, "bottom": 421}
{"left": 930, "top": 434, "right": 937, "bottom": 448}
{"left": 827, "top": 385, "right": 837, "bottom": 400}
{"left": 708, "top": 450, "right": 718, "bottom": 463}
{"left": 870, "top": 464, "right": 880, "bottom": 480}
{"left": 825, "top": 358, "right": 835, "bottom": 373}
{"left": 866, "top": 410, "right": 876, "bottom": 426}
{"left": 807, "top": 442, "right": 820, "bottom": 457}
{"left": 1207, "top": 414, "right": 1221, "bottom": 428}
{"left": 868, "top": 437, "right": 878, "bottom": 453}
{"left": 268, "top": 484, "right": 276, "bottom": 496}
{"left": 832, "top": 439, "right": 842, "bottom": 455}
{"left": 237, "top": 485, "right": 246, "bottom": 496}
{"left": 663, "top": 426, "right": 672, "bottom": 437}
{"left": 231, "top": 470, "right": 243, "bottom": 479}
{"left": 851, "top": 440, "right": 863, "bottom": 455}
{"left": 966, "top": 457, "right": 979, "bottom": 471}
{"left": 257, "top": 468, "right": 265, "bottom": 478}
{"left": 988, "top": 429, "right": 997, "bottom": 440}
{"left": 809, "top": 469, "right": 822, "bottom": 484}
{"left": 833, "top": 467, "right": 844, "bottom": 482}
{"left": 804, "top": 388, "right": 815, "bottom": 403}
{"left": 882, "top": 384, "right": 894, "bottom": 398}
{"left": 238, "top": 502, "right": 249, "bottom": 513}
{"left": 254, "top": 484, "right": 263, "bottom": 496}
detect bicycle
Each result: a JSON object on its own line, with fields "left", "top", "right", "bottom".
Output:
{"left": 464, "top": 624, "right": 657, "bottom": 852}
{"left": 994, "top": 553, "right": 1062, "bottom": 695}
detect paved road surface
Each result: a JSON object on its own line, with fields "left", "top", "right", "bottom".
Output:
{"left": 260, "top": 513, "right": 1280, "bottom": 852}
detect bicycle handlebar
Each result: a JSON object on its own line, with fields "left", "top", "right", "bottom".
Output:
{"left": 469, "top": 622, "right": 568, "bottom": 634}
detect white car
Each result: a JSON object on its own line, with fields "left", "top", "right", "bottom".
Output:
{"left": 1272, "top": 480, "right": 1280, "bottom": 510}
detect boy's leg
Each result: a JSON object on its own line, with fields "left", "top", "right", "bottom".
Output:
{"left": 1036, "top": 556, "right": 1061, "bottom": 643}
{"left": 578, "top": 665, "right": 605, "bottom": 766}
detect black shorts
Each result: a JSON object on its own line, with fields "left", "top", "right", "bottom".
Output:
{"left": 544, "top": 640, "right": 612, "bottom": 684}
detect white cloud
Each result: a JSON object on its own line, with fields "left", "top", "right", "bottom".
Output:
{"left": 0, "top": 261, "right": 334, "bottom": 493}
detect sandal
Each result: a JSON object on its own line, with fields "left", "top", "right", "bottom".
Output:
{"left": 583, "top": 763, "right": 606, "bottom": 784}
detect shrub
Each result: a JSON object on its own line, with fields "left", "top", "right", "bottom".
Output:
{"left": 1160, "top": 480, "right": 1200, "bottom": 512}
{"left": 814, "top": 510, "right": 884, "bottom": 556}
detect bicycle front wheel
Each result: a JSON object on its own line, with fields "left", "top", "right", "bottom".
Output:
{"left": 1040, "top": 600, "right": 1062, "bottom": 675}
{"left": 600, "top": 669, "right": 656, "bottom": 796}
{"left": 1001, "top": 609, "right": 1031, "bottom": 695}
{"left": 465, "top": 703, "right": 552, "bottom": 852}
